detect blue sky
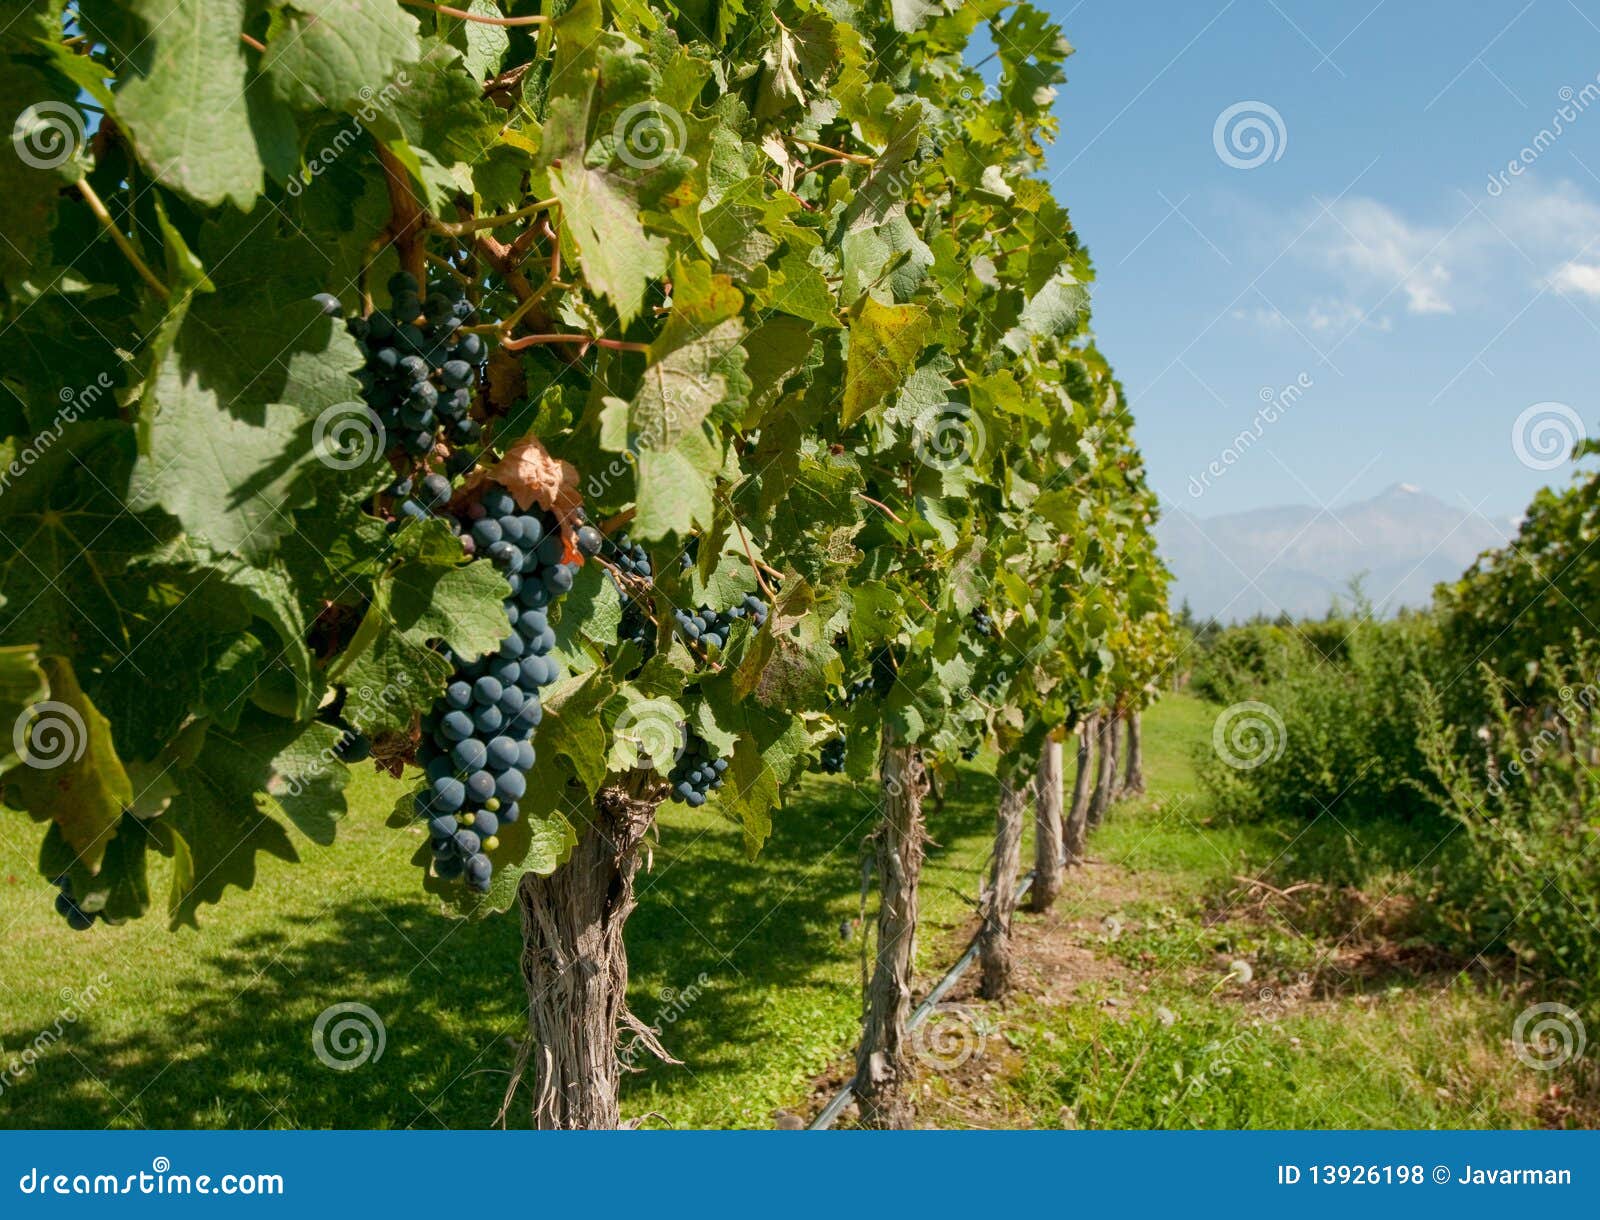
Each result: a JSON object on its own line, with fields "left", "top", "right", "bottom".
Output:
{"left": 1022, "top": 0, "right": 1600, "bottom": 520}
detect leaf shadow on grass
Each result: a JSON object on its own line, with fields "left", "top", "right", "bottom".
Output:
{"left": 0, "top": 902, "right": 526, "bottom": 1130}
{"left": 618, "top": 766, "right": 998, "bottom": 1124}
{"left": 0, "top": 767, "right": 1001, "bottom": 1131}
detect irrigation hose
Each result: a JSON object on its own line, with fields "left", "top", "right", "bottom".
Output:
{"left": 806, "top": 869, "right": 1037, "bottom": 1131}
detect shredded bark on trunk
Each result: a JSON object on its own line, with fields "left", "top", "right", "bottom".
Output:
{"left": 1123, "top": 709, "right": 1146, "bottom": 795}
{"left": 852, "top": 728, "right": 928, "bottom": 1129}
{"left": 1064, "top": 717, "right": 1094, "bottom": 865}
{"left": 978, "top": 765, "right": 1028, "bottom": 998}
{"left": 1086, "top": 711, "right": 1118, "bottom": 829}
{"left": 1028, "top": 738, "right": 1064, "bottom": 911}
{"left": 504, "top": 770, "right": 666, "bottom": 1130}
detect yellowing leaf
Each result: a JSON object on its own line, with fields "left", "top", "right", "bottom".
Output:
{"left": 843, "top": 297, "right": 931, "bottom": 425}
{"left": 5, "top": 655, "right": 132, "bottom": 873}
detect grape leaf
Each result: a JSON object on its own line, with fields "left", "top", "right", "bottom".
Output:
{"left": 335, "top": 521, "right": 511, "bottom": 732}
{"left": 112, "top": 0, "right": 295, "bottom": 208}
{"left": 160, "top": 713, "right": 347, "bottom": 927}
{"left": 843, "top": 297, "right": 931, "bottom": 425}
{"left": 128, "top": 222, "right": 367, "bottom": 562}
{"left": 0, "top": 60, "right": 82, "bottom": 285}
{"left": 0, "top": 645, "right": 48, "bottom": 773}
{"left": 1002, "top": 268, "right": 1091, "bottom": 352}
{"left": 4, "top": 653, "right": 133, "bottom": 874}
{"left": 549, "top": 163, "right": 668, "bottom": 326}
{"left": 262, "top": 0, "right": 421, "bottom": 112}
{"left": 537, "top": 668, "right": 615, "bottom": 795}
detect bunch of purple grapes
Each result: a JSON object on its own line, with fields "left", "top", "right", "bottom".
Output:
{"left": 336, "top": 271, "right": 485, "bottom": 471}
{"left": 411, "top": 487, "right": 574, "bottom": 893}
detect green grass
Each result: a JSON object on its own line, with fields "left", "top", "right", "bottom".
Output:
{"left": 959, "top": 692, "right": 1581, "bottom": 1131}
{"left": 996, "top": 976, "right": 1547, "bottom": 1129}
{"left": 2, "top": 692, "right": 1573, "bottom": 1129}
{"left": 617, "top": 759, "right": 1013, "bottom": 1127}
{"left": 0, "top": 743, "right": 1015, "bottom": 1129}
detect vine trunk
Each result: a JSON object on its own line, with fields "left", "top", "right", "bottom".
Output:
{"left": 853, "top": 729, "right": 928, "bottom": 1129}
{"left": 508, "top": 772, "right": 666, "bottom": 1129}
{"left": 1029, "top": 737, "right": 1065, "bottom": 911}
{"left": 1064, "top": 718, "right": 1094, "bottom": 864}
{"left": 1124, "top": 710, "right": 1146, "bottom": 795}
{"left": 979, "top": 765, "right": 1028, "bottom": 998}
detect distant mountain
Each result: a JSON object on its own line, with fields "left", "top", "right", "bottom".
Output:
{"left": 1157, "top": 484, "right": 1517, "bottom": 623}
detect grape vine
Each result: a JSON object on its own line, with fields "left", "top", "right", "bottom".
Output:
{"left": 0, "top": 0, "right": 1174, "bottom": 1128}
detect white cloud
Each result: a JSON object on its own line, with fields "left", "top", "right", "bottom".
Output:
{"left": 1306, "top": 298, "right": 1391, "bottom": 332}
{"left": 1233, "top": 299, "right": 1392, "bottom": 334}
{"left": 1261, "top": 180, "right": 1600, "bottom": 323}
{"left": 1550, "top": 260, "right": 1600, "bottom": 296}
{"left": 1305, "top": 196, "right": 1455, "bottom": 314}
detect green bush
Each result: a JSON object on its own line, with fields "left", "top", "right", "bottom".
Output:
{"left": 1189, "top": 623, "right": 1299, "bottom": 705}
{"left": 1196, "top": 615, "right": 1436, "bottom": 823}
{"left": 1417, "top": 644, "right": 1600, "bottom": 1008}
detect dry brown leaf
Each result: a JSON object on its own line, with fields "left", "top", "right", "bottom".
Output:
{"left": 472, "top": 437, "right": 586, "bottom": 563}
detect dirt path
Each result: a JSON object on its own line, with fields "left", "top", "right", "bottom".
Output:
{"left": 801, "top": 697, "right": 1598, "bottom": 1129}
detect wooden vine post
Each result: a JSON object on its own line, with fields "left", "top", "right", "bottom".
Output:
{"left": 1064, "top": 718, "right": 1096, "bottom": 865}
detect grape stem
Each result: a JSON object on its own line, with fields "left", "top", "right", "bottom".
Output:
{"left": 239, "top": 32, "right": 266, "bottom": 52}
{"left": 470, "top": 229, "right": 538, "bottom": 311}
{"left": 792, "top": 138, "right": 874, "bottom": 166}
{"left": 375, "top": 143, "right": 428, "bottom": 290}
{"left": 538, "top": 215, "right": 562, "bottom": 282}
{"left": 425, "top": 250, "right": 472, "bottom": 286}
{"left": 501, "top": 333, "right": 649, "bottom": 354}
{"left": 428, "top": 199, "right": 558, "bottom": 236}
{"left": 75, "top": 179, "right": 169, "bottom": 300}
{"left": 399, "top": 0, "right": 548, "bottom": 24}
{"left": 856, "top": 492, "right": 904, "bottom": 524}
{"left": 358, "top": 235, "right": 385, "bottom": 315}
{"left": 765, "top": 174, "right": 818, "bottom": 213}
{"left": 798, "top": 157, "right": 851, "bottom": 177}
{"left": 726, "top": 507, "right": 777, "bottom": 601}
